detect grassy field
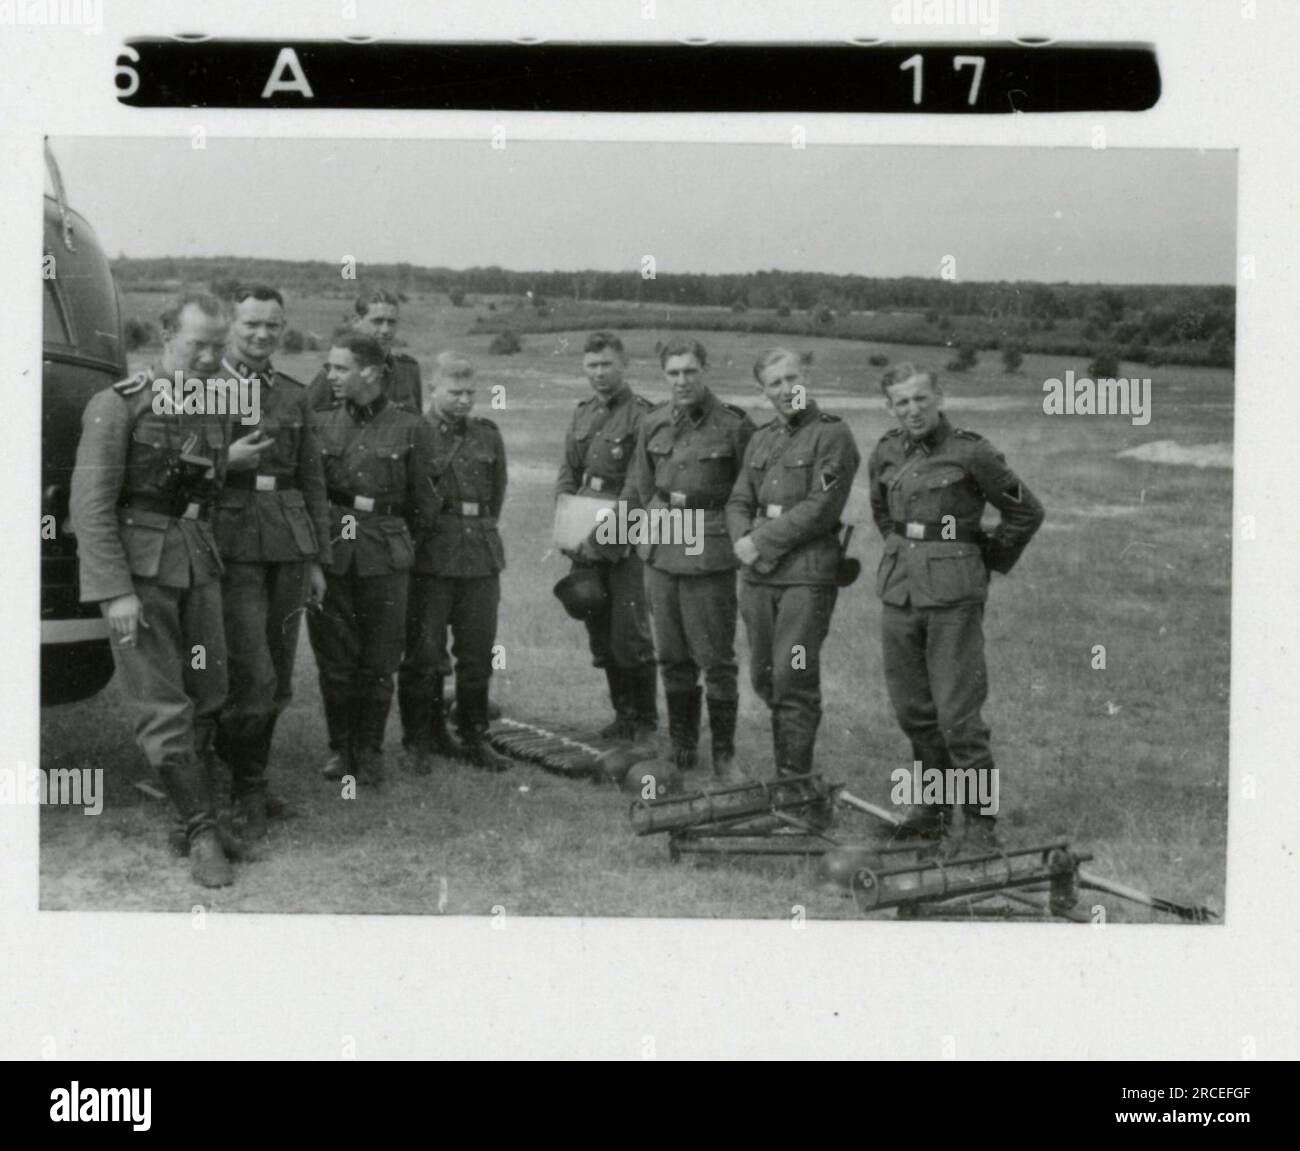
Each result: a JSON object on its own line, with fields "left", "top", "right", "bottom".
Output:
{"left": 39, "top": 291, "right": 1233, "bottom": 920}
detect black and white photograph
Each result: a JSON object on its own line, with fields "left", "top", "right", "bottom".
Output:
{"left": 3, "top": 0, "right": 1298, "bottom": 1074}
{"left": 37, "top": 137, "right": 1234, "bottom": 920}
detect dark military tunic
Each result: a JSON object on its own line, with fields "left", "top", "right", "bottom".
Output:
{"left": 213, "top": 357, "right": 333, "bottom": 790}
{"left": 726, "top": 400, "right": 861, "bottom": 774}
{"left": 399, "top": 412, "right": 507, "bottom": 727}
{"left": 867, "top": 413, "right": 1045, "bottom": 794}
{"left": 306, "top": 395, "right": 436, "bottom": 729}
{"left": 68, "top": 368, "right": 229, "bottom": 774}
{"left": 555, "top": 385, "right": 655, "bottom": 671}
{"left": 307, "top": 351, "right": 423, "bottom": 414}
{"left": 624, "top": 390, "right": 754, "bottom": 699}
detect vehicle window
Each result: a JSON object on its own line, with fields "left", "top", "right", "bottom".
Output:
{"left": 44, "top": 280, "right": 72, "bottom": 346}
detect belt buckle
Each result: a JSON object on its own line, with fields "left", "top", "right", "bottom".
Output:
{"left": 589, "top": 477, "right": 605, "bottom": 492}
{"left": 461, "top": 501, "right": 480, "bottom": 517}
{"left": 669, "top": 491, "right": 686, "bottom": 508}
{"left": 765, "top": 503, "right": 783, "bottom": 519}
{"left": 183, "top": 502, "right": 202, "bottom": 520}
{"left": 255, "top": 474, "right": 276, "bottom": 492}
{"left": 354, "top": 495, "right": 375, "bottom": 513}
{"left": 905, "top": 521, "right": 925, "bottom": 540}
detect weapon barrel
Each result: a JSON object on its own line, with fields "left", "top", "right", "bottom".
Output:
{"left": 629, "top": 774, "right": 830, "bottom": 835}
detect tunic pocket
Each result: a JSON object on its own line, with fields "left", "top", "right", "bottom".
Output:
{"left": 119, "top": 514, "right": 169, "bottom": 579}
{"left": 381, "top": 519, "right": 414, "bottom": 571}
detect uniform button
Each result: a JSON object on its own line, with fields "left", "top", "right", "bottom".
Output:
{"left": 909, "top": 543, "right": 916, "bottom": 549}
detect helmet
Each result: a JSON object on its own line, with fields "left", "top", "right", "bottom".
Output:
{"left": 619, "top": 756, "right": 680, "bottom": 798}
{"left": 553, "top": 568, "right": 608, "bottom": 621}
{"left": 591, "top": 746, "right": 655, "bottom": 786}
{"left": 817, "top": 845, "right": 881, "bottom": 890}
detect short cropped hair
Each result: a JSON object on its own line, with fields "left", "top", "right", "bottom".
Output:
{"left": 159, "top": 290, "right": 227, "bottom": 335}
{"left": 753, "top": 347, "right": 812, "bottom": 382}
{"left": 658, "top": 338, "right": 708, "bottom": 369}
{"left": 354, "top": 288, "right": 401, "bottom": 316}
{"left": 231, "top": 284, "right": 285, "bottom": 309}
{"left": 880, "top": 361, "right": 937, "bottom": 396}
{"left": 584, "top": 331, "right": 626, "bottom": 356}
{"left": 434, "top": 350, "right": 475, "bottom": 379}
{"left": 330, "top": 330, "right": 385, "bottom": 369}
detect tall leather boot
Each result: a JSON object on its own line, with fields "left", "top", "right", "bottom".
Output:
{"left": 893, "top": 742, "right": 953, "bottom": 841}
{"left": 352, "top": 696, "right": 389, "bottom": 789}
{"left": 428, "top": 675, "right": 463, "bottom": 759}
{"left": 320, "top": 682, "right": 354, "bottom": 781}
{"left": 230, "top": 716, "right": 271, "bottom": 840}
{"left": 630, "top": 664, "right": 659, "bottom": 743}
{"left": 707, "top": 697, "right": 744, "bottom": 785}
{"left": 398, "top": 680, "right": 433, "bottom": 775}
{"left": 961, "top": 758, "right": 999, "bottom": 850}
{"left": 158, "top": 757, "right": 232, "bottom": 888}
{"left": 456, "top": 685, "right": 511, "bottom": 772}
{"left": 196, "top": 721, "right": 250, "bottom": 859}
{"left": 666, "top": 687, "right": 701, "bottom": 773}
{"left": 598, "top": 667, "right": 632, "bottom": 740}
{"left": 772, "top": 712, "right": 795, "bottom": 777}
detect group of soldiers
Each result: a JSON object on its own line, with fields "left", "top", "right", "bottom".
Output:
{"left": 68, "top": 286, "right": 1044, "bottom": 892}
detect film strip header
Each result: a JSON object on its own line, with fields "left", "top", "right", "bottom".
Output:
{"left": 114, "top": 40, "right": 1160, "bottom": 113}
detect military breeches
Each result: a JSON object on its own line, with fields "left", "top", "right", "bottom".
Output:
{"left": 644, "top": 565, "right": 738, "bottom": 701}
{"left": 575, "top": 554, "right": 655, "bottom": 671}
{"left": 307, "top": 569, "right": 408, "bottom": 703}
{"left": 217, "top": 560, "right": 308, "bottom": 779}
{"left": 740, "top": 581, "right": 838, "bottom": 755}
{"left": 399, "top": 573, "right": 499, "bottom": 697}
{"left": 110, "top": 578, "right": 228, "bottom": 771}
{"left": 881, "top": 600, "right": 992, "bottom": 773}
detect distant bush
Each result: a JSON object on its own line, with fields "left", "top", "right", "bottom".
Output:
{"left": 123, "top": 317, "right": 159, "bottom": 351}
{"left": 937, "top": 315, "right": 953, "bottom": 332}
{"left": 487, "top": 302, "right": 497, "bottom": 312}
{"left": 280, "top": 328, "right": 306, "bottom": 354}
{"left": 489, "top": 330, "right": 522, "bottom": 355}
{"left": 947, "top": 342, "right": 979, "bottom": 372}
{"left": 1001, "top": 342, "right": 1023, "bottom": 372}
{"left": 815, "top": 305, "right": 835, "bottom": 326}
{"left": 1089, "top": 347, "right": 1121, "bottom": 377}
{"left": 449, "top": 289, "right": 466, "bottom": 307}
{"left": 731, "top": 300, "right": 747, "bottom": 313}
{"left": 868, "top": 353, "right": 889, "bottom": 367}
{"left": 925, "top": 309, "right": 939, "bottom": 324}
{"left": 776, "top": 303, "right": 791, "bottom": 317}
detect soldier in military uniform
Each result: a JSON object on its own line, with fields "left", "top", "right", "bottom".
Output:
{"left": 306, "top": 332, "right": 436, "bottom": 788}
{"left": 868, "top": 364, "right": 1045, "bottom": 845}
{"left": 727, "top": 349, "right": 861, "bottom": 782}
{"left": 69, "top": 291, "right": 271, "bottom": 887}
{"left": 398, "top": 352, "right": 511, "bottom": 772}
{"left": 307, "top": 289, "right": 423, "bottom": 413}
{"left": 623, "top": 339, "right": 755, "bottom": 778}
{"left": 555, "top": 332, "right": 658, "bottom": 742}
{"left": 213, "top": 285, "right": 332, "bottom": 837}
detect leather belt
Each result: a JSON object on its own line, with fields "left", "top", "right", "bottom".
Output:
{"left": 655, "top": 489, "right": 726, "bottom": 511}
{"left": 327, "top": 486, "right": 403, "bottom": 515}
{"left": 583, "top": 473, "right": 622, "bottom": 494}
{"left": 441, "top": 501, "right": 485, "bottom": 517}
{"left": 225, "top": 472, "right": 300, "bottom": 493}
{"left": 892, "top": 522, "right": 983, "bottom": 544}
{"left": 119, "top": 494, "right": 209, "bottom": 521}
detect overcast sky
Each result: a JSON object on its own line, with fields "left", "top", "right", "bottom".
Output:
{"left": 50, "top": 138, "right": 1235, "bottom": 285}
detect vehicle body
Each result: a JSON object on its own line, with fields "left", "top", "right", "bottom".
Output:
{"left": 42, "top": 142, "right": 126, "bottom": 705}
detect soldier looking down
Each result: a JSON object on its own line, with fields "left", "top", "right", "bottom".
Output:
{"left": 867, "top": 364, "right": 1045, "bottom": 846}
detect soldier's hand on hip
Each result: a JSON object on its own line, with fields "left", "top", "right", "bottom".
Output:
{"left": 733, "top": 534, "right": 760, "bottom": 566}
{"left": 101, "top": 593, "right": 147, "bottom": 647}
{"left": 306, "top": 561, "right": 327, "bottom": 608}
{"left": 227, "top": 430, "right": 274, "bottom": 471}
